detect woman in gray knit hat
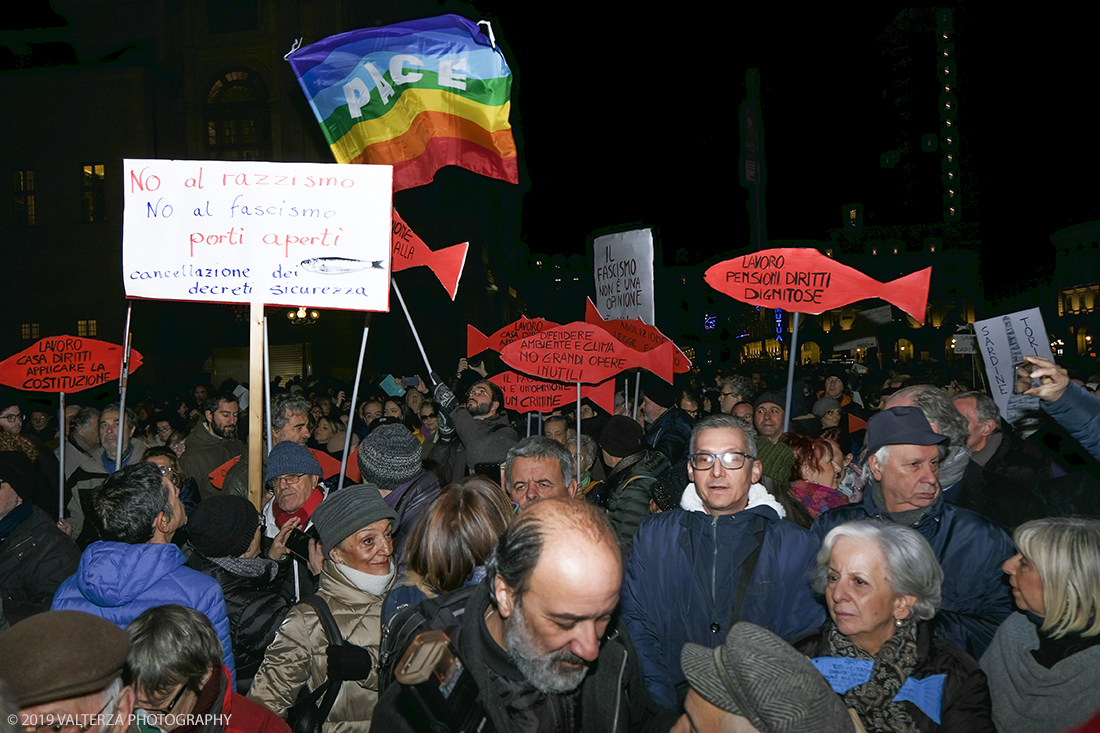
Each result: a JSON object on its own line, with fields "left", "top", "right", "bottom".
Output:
{"left": 251, "top": 483, "right": 399, "bottom": 731}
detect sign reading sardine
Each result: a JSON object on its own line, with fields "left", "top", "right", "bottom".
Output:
{"left": 704, "top": 248, "right": 932, "bottom": 323}
{"left": 500, "top": 323, "right": 674, "bottom": 385}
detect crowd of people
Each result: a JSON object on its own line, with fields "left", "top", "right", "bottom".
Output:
{"left": 1, "top": 350, "right": 1099, "bottom": 733}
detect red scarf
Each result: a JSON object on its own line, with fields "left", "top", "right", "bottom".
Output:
{"left": 271, "top": 487, "right": 324, "bottom": 529}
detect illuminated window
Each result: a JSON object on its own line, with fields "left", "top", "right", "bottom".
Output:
{"left": 78, "top": 320, "right": 98, "bottom": 337}
{"left": 82, "top": 164, "right": 106, "bottom": 222}
{"left": 206, "top": 70, "right": 270, "bottom": 160}
{"left": 13, "top": 169, "right": 35, "bottom": 225}
{"left": 20, "top": 323, "right": 40, "bottom": 340}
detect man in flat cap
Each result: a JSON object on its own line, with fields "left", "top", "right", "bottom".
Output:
{"left": 812, "top": 405, "right": 1015, "bottom": 659}
{"left": 673, "top": 622, "right": 855, "bottom": 733}
{"left": 0, "top": 610, "right": 135, "bottom": 733}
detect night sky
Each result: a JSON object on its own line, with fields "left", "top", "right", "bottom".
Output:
{"left": 8, "top": 1, "right": 1098, "bottom": 350}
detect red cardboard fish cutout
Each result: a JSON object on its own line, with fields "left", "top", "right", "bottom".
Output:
{"left": 392, "top": 209, "right": 468, "bottom": 300}
{"left": 500, "top": 322, "right": 675, "bottom": 385}
{"left": 584, "top": 299, "right": 691, "bottom": 373}
{"left": 468, "top": 316, "right": 561, "bottom": 357}
{"left": 704, "top": 248, "right": 932, "bottom": 323}
{"left": 490, "top": 371, "right": 616, "bottom": 414}
{"left": 0, "top": 336, "right": 143, "bottom": 393}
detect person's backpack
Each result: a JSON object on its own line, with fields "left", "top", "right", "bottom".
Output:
{"left": 377, "top": 584, "right": 479, "bottom": 695}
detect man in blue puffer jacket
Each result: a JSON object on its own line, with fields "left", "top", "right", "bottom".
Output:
{"left": 52, "top": 462, "right": 235, "bottom": 682}
{"left": 621, "top": 414, "right": 824, "bottom": 709}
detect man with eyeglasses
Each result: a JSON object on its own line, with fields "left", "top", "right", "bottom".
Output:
{"left": 64, "top": 404, "right": 146, "bottom": 548}
{"left": 0, "top": 399, "right": 26, "bottom": 436}
{"left": 0, "top": 611, "right": 135, "bottom": 733}
{"left": 717, "top": 375, "right": 754, "bottom": 416}
{"left": 260, "top": 441, "right": 327, "bottom": 599}
{"left": 620, "top": 413, "right": 824, "bottom": 709}
{"left": 126, "top": 605, "right": 288, "bottom": 733}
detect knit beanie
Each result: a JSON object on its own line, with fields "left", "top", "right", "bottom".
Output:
{"left": 640, "top": 374, "right": 676, "bottom": 410}
{"left": 357, "top": 425, "right": 422, "bottom": 494}
{"left": 756, "top": 439, "right": 796, "bottom": 484}
{"left": 265, "top": 441, "right": 322, "bottom": 484}
{"left": 812, "top": 397, "right": 842, "bottom": 418}
{"left": 311, "top": 483, "right": 399, "bottom": 552}
{"left": 754, "top": 390, "right": 785, "bottom": 410}
{"left": 188, "top": 496, "right": 258, "bottom": 558}
{"left": 650, "top": 462, "right": 689, "bottom": 511}
{"left": 599, "top": 416, "right": 646, "bottom": 458}
{"left": 0, "top": 450, "right": 37, "bottom": 501}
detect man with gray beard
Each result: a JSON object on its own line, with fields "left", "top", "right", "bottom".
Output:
{"left": 372, "top": 499, "right": 676, "bottom": 732}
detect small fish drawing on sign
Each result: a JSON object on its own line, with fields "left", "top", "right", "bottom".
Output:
{"left": 299, "top": 257, "right": 384, "bottom": 275}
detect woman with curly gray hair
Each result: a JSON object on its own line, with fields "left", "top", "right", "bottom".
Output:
{"left": 794, "top": 520, "right": 993, "bottom": 732}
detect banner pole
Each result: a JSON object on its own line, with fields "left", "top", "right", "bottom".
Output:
{"left": 576, "top": 382, "right": 582, "bottom": 487}
{"left": 339, "top": 317, "right": 371, "bottom": 491}
{"left": 263, "top": 316, "right": 272, "bottom": 453}
{"left": 391, "top": 280, "right": 435, "bottom": 379}
{"left": 248, "top": 300, "right": 264, "bottom": 510}
{"left": 57, "top": 391, "right": 65, "bottom": 519}
{"left": 782, "top": 311, "right": 800, "bottom": 434}
{"left": 633, "top": 372, "right": 641, "bottom": 421}
{"left": 116, "top": 304, "right": 133, "bottom": 468}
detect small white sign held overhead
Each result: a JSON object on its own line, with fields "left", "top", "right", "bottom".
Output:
{"left": 593, "top": 228, "right": 655, "bottom": 324}
{"left": 974, "top": 307, "right": 1053, "bottom": 423}
{"left": 123, "top": 159, "right": 393, "bottom": 311}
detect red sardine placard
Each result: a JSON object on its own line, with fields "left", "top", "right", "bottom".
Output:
{"left": 704, "top": 248, "right": 932, "bottom": 323}
{"left": 0, "top": 336, "right": 143, "bottom": 393}
{"left": 468, "top": 316, "right": 561, "bottom": 356}
{"left": 584, "top": 298, "right": 691, "bottom": 373}
{"left": 500, "top": 322, "right": 674, "bottom": 385}
{"left": 392, "top": 208, "right": 468, "bottom": 300}
{"left": 490, "top": 371, "right": 616, "bottom": 414}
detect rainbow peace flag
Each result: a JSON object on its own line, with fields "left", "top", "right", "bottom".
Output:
{"left": 288, "top": 15, "right": 518, "bottom": 191}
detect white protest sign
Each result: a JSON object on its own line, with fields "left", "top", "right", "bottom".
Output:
{"left": 953, "top": 335, "right": 977, "bottom": 354}
{"left": 974, "top": 307, "right": 1053, "bottom": 423}
{"left": 123, "top": 159, "right": 393, "bottom": 311}
{"left": 593, "top": 228, "right": 655, "bottom": 324}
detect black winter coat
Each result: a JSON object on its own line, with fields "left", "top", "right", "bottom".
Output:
{"left": 185, "top": 550, "right": 294, "bottom": 693}
{"left": 0, "top": 504, "right": 80, "bottom": 624}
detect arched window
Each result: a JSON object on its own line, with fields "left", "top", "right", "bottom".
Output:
{"left": 205, "top": 69, "right": 270, "bottom": 159}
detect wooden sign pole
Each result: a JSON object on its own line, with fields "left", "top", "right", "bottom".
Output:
{"left": 248, "top": 300, "right": 264, "bottom": 510}
{"left": 57, "top": 391, "right": 65, "bottom": 519}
